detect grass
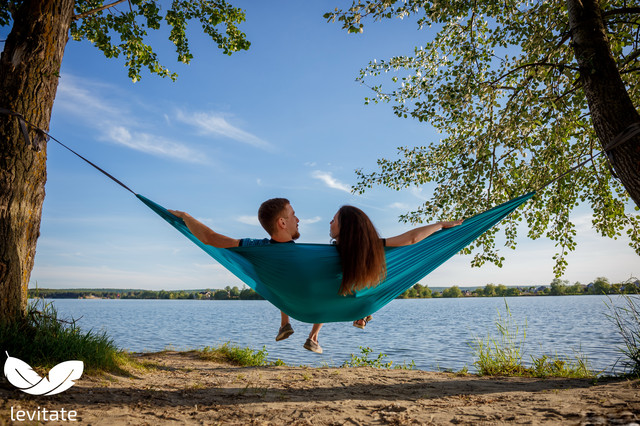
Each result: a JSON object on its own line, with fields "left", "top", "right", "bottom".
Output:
{"left": 194, "top": 342, "right": 286, "bottom": 367}
{"left": 606, "top": 294, "right": 640, "bottom": 377}
{"left": 1, "top": 297, "right": 285, "bottom": 376}
{"left": 342, "top": 346, "right": 416, "bottom": 369}
{"left": 0, "top": 298, "right": 130, "bottom": 375}
{"left": 471, "top": 300, "right": 595, "bottom": 378}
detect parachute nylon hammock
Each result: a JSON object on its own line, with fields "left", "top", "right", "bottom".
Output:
{"left": 0, "top": 107, "right": 543, "bottom": 324}
{"left": 137, "top": 192, "right": 534, "bottom": 323}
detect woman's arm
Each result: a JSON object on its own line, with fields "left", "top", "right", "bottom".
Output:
{"left": 168, "top": 210, "right": 240, "bottom": 248}
{"left": 385, "top": 220, "right": 463, "bottom": 247}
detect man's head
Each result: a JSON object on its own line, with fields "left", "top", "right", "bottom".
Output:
{"left": 258, "top": 198, "right": 300, "bottom": 240}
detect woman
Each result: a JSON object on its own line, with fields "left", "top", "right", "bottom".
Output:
{"left": 330, "top": 205, "right": 463, "bottom": 328}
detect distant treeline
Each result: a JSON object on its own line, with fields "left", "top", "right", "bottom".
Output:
{"left": 29, "top": 286, "right": 263, "bottom": 300}
{"left": 29, "top": 277, "right": 638, "bottom": 300}
{"left": 398, "top": 277, "right": 640, "bottom": 299}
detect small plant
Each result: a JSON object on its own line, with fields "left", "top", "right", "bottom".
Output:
{"left": 471, "top": 300, "right": 595, "bottom": 378}
{"left": 343, "top": 346, "right": 392, "bottom": 368}
{"left": 196, "top": 343, "right": 284, "bottom": 367}
{"left": 342, "top": 346, "right": 415, "bottom": 369}
{"left": 606, "top": 294, "right": 640, "bottom": 377}
{"left": 472, "top": 301, "right": 528, "bottom": 376}
{"left": 0, "top": 297, "right": 128, "bottom": 375}
{"left": 529, "top": 353, "right": 593, "bottom": 378}
{"left": 456, "top": 366, "right": 470, "bottom": 376}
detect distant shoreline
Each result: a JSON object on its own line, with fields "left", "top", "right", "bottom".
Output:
{"left": 28, "top": 279, "right": 639, "bottom": 300}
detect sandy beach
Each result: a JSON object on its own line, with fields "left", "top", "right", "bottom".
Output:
{"left": 1, "top": 351, "right": 639, "bottom": 425}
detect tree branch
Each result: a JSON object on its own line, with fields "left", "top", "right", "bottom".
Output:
{"left": 487, "top": 62, "right": 579, "bottom": 86}
{"left": 621, "top": 48, "right": 640, "bottom": 68}
{"left": 603, "top": 7, "right": 640, "bottom": 18}
{"left": 621, "top": 66, "right": 640, "bottom": 74}
{"left": 73, "top": 0, "right": 128, "bottom": 21}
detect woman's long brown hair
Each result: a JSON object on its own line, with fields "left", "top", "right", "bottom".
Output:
{"left": 335, "top": 206, "right": 387, "bottom": 296}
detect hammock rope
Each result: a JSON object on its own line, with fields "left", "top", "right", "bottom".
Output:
{"left": 4, "top": 108, "right": 633, "bottom": 322}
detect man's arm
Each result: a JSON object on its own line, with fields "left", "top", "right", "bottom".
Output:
{"left": 385, "top": 220, "right": 463, "bottom": 247}
{"left": 168, "top": 210, "right": 240, "bottom": 248}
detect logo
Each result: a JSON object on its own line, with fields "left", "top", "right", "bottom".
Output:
{"left": 4, "top": 352, "right": 84, "bottom": 396}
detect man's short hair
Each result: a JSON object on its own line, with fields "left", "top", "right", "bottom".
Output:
{"left": 258, "top": 198, "right": 290, "bottom": 235}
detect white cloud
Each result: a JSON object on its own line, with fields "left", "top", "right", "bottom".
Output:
{"left": 236, "top": 215, "right": 260, "bottom": 226}
{"left": 56, "top": 75, "right": 122, "bottom": 118}
{"left": 572, "top": 213, "right": 596, "bottom": 233}
{"left": 56, "top": 74, "right": 209, "bottom": 164}
{"left": 176, "top": 110, "right": 272, "bottom": 150}
{"left": 389, "top": 202, "right": 410, "bottom": 210}
{"left": 104, "top": 126, "right": 208, "bottom": 164}
{"left": 300, "top": 216, "right": 322, "bottom": 225}
{"left": 311, "top": 171, "right": 352, "bottom": 193}
{"left": 410, "top": 187, "right": 429, "bottom": 201}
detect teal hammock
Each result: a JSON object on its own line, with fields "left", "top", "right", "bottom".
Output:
{"left": 3, "top": 107, "right": 631, "bottom": 323}
{"left": 137, "top": 192, "right": 534, "bottom": 323}
{"left": 0, "top": 106, "right": 537, "bottom": 323}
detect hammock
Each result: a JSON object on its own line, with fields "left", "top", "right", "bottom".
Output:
{"left": 0, "top": 106, "right": 537, "bottom": 322}
{"left": 1, "top": 109, "right": 629, "bottom": 323}
{"left": 137, "top": 192, "right": 534, "bottom": 323}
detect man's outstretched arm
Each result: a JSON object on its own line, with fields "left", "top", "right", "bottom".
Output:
{"left": 168, "top": 210, "right": 240, "bottom": 248}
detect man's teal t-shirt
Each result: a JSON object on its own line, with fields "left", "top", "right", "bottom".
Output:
{"left": 238, "top": 238, "right": 295, "bottom": 247}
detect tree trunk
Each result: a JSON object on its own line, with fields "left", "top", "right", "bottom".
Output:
{"left": 0, "top": 0, "right": 74, "bottom": 323}
{"left": 567, "top": 0, "right": 640, "bottom": 206}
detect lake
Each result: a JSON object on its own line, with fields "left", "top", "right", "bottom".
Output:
{"left": 42, "top": 295, "right": 628, "bottom": 373}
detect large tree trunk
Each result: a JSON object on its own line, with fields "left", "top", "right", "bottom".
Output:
{"left": 567, "top": 0, "right": 640, "bottom": 206}
{"left": 0, "top": 0, "right": 74, "bottom": 323}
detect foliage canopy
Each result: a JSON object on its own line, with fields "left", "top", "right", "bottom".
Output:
{"left": 1, "top": 0, "right": 250, "bottom": 82}
{"left": 326, "top": 0, "right": 640, "bottom": 275}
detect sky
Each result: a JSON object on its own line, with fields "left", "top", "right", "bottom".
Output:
{"left": 3, "top": 1, "right": 638, "bottom": 291}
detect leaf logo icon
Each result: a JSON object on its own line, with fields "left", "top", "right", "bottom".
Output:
{"left": 4, "top": 352, "right": 84, "bottom": 396}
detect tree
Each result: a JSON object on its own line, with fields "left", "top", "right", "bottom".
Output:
{"left": 442, "top": 285, "right": 462, "bottom": 298}
{"left": 0, "top": 0, "right": 250, "bottom": 323}
{"left": 495, "top": 284, "right": 508, "bottom": 297}
{"left": 550, "top": 278, "right": 569, "bottom": 296}
{"left": 213, "top": 289, "right": 229, "bottom": 300}
{"left": 505, "top": 287, "right": 520, "bottom": 297}
{"left": 227, "top": 286, "right": 240, "bottom": 299}
{"left": 483, "top": 284, "right": 497, "bottom": 297}
{"left": 416, "top": 283, "right": 432, "bottom": 298}
{"left": 590, "top": 276, "right": 611, "bottom": 295}
{"left": 568, "top": 281, "right": 585, "bottom": 294}
{"left": 326, "top": 0, "right": 640, "bottom": 277}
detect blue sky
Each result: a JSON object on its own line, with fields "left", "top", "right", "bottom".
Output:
{"left": 5, "top": 1, "right": 637, "bottom": 290}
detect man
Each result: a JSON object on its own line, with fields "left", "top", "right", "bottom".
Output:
{"left": 168, "top": 198, "right": 324, "bottom": 354}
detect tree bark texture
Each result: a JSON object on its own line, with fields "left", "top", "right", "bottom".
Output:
{"left": 567, "top": 0, "right": 640, "bottom": 206}
{"left": 0, "top": 0, "right": 74, "bottom": 322}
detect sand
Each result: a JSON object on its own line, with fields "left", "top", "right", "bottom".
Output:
{"left": 1, "top": 351, "right": 639, "bottom": 425}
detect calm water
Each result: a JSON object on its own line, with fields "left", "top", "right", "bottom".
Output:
{"left": 42, "top": 295, "right": 627, "bottom": 373}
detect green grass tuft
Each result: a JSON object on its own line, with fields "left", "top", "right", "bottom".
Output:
{"left": 195, "top": 342, "right": 285, "bottom": 367}
{"left": 1, "top": 298, "right": 130, "bottom": 375}
{"left": 342, "top": 346, "right": 415, "bottom": 369}
{"left": 471, "top": 300, "right": 595, "bottom": 378}
{"left": 606, "top": 294, "right": 640, "bottom": 377}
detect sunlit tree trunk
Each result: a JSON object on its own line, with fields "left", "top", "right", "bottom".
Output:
{"left": 0, "top": 0, "right": 74, "bottom": 323}
{"left": 567, "top": 0, "right": 640, "bottom": 206}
